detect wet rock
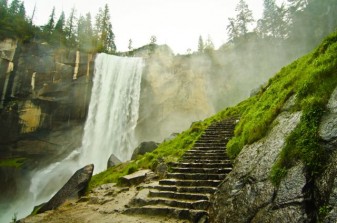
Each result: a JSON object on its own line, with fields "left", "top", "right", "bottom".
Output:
{"left": 119, "top": 169, "right": 152, "bottom": 186}
{"left": 107, "top": 154, "right": 122, "bottom": 168}
{"left": 37, "top": 164, "right": 94, "bottom": 214}
{"left": 131, "top": 141, "right": 159, "bottom": 160}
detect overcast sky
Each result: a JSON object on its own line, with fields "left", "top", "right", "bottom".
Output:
{"left": 21, "top": 0, "right": 284, "bottom": 54}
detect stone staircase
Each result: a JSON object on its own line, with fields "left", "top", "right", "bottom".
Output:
{"left": 125, "top": 118, "right": 237, "bottom": 222}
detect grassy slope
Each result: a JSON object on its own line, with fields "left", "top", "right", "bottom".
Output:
{"left": 89, "top": 31, "right": 337, "bottom": 190}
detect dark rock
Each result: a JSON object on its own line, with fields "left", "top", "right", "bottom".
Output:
{"left": 37, "top": 164, "right": 94, "bottom": 214}
{"left": 131, "top": 141, "right": 159, "bottom": 160}
{"left": 107, "top": 154, "right": 121, "bottom": 168}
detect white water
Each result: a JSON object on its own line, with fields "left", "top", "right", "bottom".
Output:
{"left": 1, "top": 54, "right": 143, "bottom": 223}
{"left": 79, "top": 54, "right": 143, "bottom": 171}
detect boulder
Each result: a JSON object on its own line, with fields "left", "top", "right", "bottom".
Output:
{"left": 119, "top": 169, "right": 152, "bottom": 186}
{"left": 131, "top": 141, "right": 159, "bottom": 160}
{"left": 37, "top": 164, "right": 94, "bottom": 214}
{"left": 107, "top": 154, "right": 122, "bottom": 168}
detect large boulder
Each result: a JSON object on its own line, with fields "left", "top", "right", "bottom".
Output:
{"left": 131, "top": 141, "right": 159, "bottom": 160}
{"left": 107, "top": 154, "right": 122, "bottom": 168}
{"left": 37, "top": 164, "right": 94, "bottom": 214}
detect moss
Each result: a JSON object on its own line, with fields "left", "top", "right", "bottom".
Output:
{"left": 0, "top": 157, "right": 26, "bottom": 168}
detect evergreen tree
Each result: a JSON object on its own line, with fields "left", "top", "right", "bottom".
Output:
{"left": 226, "top": 0, "right": 254, "bottom": 41}
{"left": 43, "top": 7, "right": 55, "bottom": 38}
{"left": 78, "top": 12, "right": 94, "bottom": 52}
{"left": 51, "top": 11, "right": 66, "bottom": 46}
{"left": 198, "top": 35, "right": 204, "bottom": 53}
{"left": 257, "top": 0, "right": 288, "bottom": 39}
{"left": 8, "top": 0, "right": 20, "bottom": 15}
{"left": 204, "top": 35, "right": 215, "bottom": 52}
{"left": 0, "top": 0, "right": 7, "bottom": 8}
{"left": 94, "top": 4, "right": 116, "bottom": 53}
{"left": 235, "top": 0, "right": 254, "bottom": 37}
{"left": 150, "top": 35, "right": 157, "bottom": 44}
{"left": 65, "top": 7, "right": 77, "bottom": 48}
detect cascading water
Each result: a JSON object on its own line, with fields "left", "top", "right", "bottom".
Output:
{"left": 1, "top": 54, "right": 143, "bottom": 223}
{"left": 79, "top": 54, "right": 143, "bottom": 172}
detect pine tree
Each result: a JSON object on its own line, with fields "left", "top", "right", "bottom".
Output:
{"left": 235, "top": 0, "right": 254, "bottom": 37}
{"left": 65, "top": 7, "right": 77, "bottom": 48}
{"left": 226, "top": 0, "right": 254, "bottom": 41}
{"left": 8, "top": 0, "right": 20, "bottom": 15}
{"left": 256, "top": 0, "right": 288, "bottom": 39}
{"left": 198, "top": 35, "right": 204, "bottom": 53}
{"left": 128, "top": 39, "right": 133, "bottom": 51}
{"left": 51, "top": 11, "right": 66, "bottom": 46}
{"left": 78, "top": 12, "right": 94, "bottom": 52}
{"left": 43, "top": 7, "right": 55, "bottom": 37}
{"left": 94, "top": 4, "right": 116, "bottom": 53}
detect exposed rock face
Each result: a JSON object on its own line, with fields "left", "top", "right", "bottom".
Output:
{"left": 107, "top": 154, "right": 122, "bottom": 168}
{"left": 209, "top": 110, "right": 302, "bottom": 222}
{"left": 37, "top": 164, "right": 94, "bottom": 214}
{"left": 131, "top": 141, "right": 159, "bottom": 160}
{"left": 317, "top": 87, "right": 337, "bottom": 222}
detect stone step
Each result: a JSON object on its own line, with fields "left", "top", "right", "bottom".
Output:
{"left": 194, "top": 143, "right": 227, "bottom": 147}
{"left": 138, "top": 197, "right": 210, "bottom": 210}
{"left": 182, "top": 156, "right": 229, "bottom": 161}
{"left": 152, "top": 185, "right": 218, "bottom": 194}
{"left": 159, "top": 179, "right": 221, "bottom": 187}
{"left": 179, "top": 159, "right": 231, "bottom": 164}
{"left": 193, "top": 146, "right": 228, "bottom": 151}
{"left": 171, "top": 167, "right": 232, "bottom": 174}
{"left": 149, "top": 190, "right": 209, "bottom": 201}
{"left": 170, "top": 162, "right": 232, "bottom": 168}
{"left": 184, "top": 152, "right": 227, "bottom": 157}
{"left": 167, "top": 173, "right": 227, "bottom": 180}
{"left": 124, "top": 206, "right": 208, "bottom": 222}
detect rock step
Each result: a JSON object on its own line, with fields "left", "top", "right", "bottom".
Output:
{"left": 152, "top": 185, "right": 218, "bottom": 194}
{"left": 171, "top": 167, "right": 232, "bottom": 174}
{"left": 192, "top": 147, "right": 227, "bottom": 154}
{"left": 182, "top": 157, "right": 229, "bottom": 162}
{"left": 124, "top": 206, "right": 208, "bottom": 222}
{"left": 195, "top": 139, "right": 227, "bottom": 143}
{"left": 159, "top": 179, "right": 221, "bottom": 187}
{"left": 182, "top": 154, "right": 228, "bottom": 158}
{"left": 170, "top": 162, "right": 232, "bottom": 168}
{"left": 136, "top": 197, "right": 210, "bottom": 210}
{"left": 184, "top": 151, "right": 226, "bottom": 156}
{"left": 179, "top": 159, "right": 231, "bottom": 164}
{"left": 149, "top": 190, "right": 209, "bottom": 201}
{"left": 193, "top": 146, "right": 228, "bottom": 151}
{"left": 167, "top": 173, "right": 227, "bottom": 180}
{"left": 194, "top": 143, "right": 227, "bottom": 147}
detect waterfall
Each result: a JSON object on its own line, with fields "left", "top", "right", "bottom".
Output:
{"left": 79, "top": 53, "right": 143, "bottom": 172}
{"left": 0, "top": 54, "right": 143, "bottom": 223}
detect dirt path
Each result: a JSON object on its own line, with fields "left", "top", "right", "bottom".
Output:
{"left": 21, "top": 182, "right": 188, "bottom": 223}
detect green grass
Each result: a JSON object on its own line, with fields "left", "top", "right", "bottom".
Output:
{"left": 0, "top": 157, "right": 26, "bottom": 168}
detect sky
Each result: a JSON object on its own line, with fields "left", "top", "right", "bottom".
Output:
{"left": 21, "top": 0, "right": 279, "bottom": 54}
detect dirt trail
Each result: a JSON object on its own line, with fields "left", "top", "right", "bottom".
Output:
{"left": 21, "top": 182, "right": 188, "bottom": 223}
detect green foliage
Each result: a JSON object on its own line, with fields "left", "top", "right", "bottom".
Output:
{"left": 0, "top": 157, "right": 26, "bottom": 168}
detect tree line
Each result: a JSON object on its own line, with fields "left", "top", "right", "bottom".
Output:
{"left": 196, "top": 0, "right": 337, "bottom": 55}
{"left": 0, "top": 0, "right": 116, "bottom": 54}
